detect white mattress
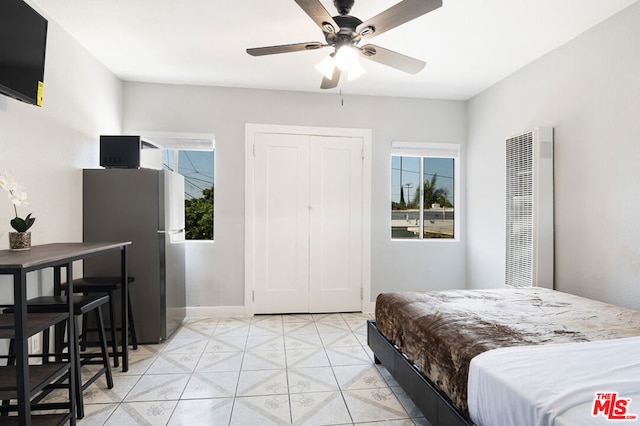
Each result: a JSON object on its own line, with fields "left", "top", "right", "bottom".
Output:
{"left": 468, "top": 336, "right": 640, "bottom": 426}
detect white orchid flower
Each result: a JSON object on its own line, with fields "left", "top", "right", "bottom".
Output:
{"left": 1, "top": 171, "right": 36, "bottom": 233}
{"left": 8, "top": 190, "right": 28, "bottom": 206}
{"left": 0, "top": 173, "right": 16, "bottom": 191}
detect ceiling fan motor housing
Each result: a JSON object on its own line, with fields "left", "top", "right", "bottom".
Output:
{"left": 324, "top": 14, "right": 362, "bottom": 45}
{"left": 334, "top": 0, "right": 355, "bottom": 15}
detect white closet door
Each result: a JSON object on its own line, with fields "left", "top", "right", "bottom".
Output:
{"left": 252, "top": 132, "right": 363, "bottom": 314}
{"left": 309, "top": 136, "right": 363, "bottom": 312}
{"left": 253, "top": 132, "right": 310, "bottom": 313}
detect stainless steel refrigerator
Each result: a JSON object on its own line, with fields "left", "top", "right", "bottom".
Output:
{"left": 82, "top": 168, "right": 186, "bottom": 343}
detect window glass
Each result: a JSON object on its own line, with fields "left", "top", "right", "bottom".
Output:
{"left": 391, "top": 156, "right": 420, "bottom": 239}
{"left": 163, "top": 150, "right": 214, "bottom": 240}
{"left": 391, "top": 153, "right": 456, "bottom": 240}
{"left": 162, "top": 150, "right": 175, "bottom": 172}
{"left": 422, "top": 158, "right": 454, "bottom": 238}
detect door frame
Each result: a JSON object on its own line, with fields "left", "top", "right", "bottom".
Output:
{"left": 244, "top": 123, "right": 372, "bottom": 316}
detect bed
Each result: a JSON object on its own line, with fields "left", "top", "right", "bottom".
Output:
{"left": 367, "top": 287, "right": 640, "bottom": 425}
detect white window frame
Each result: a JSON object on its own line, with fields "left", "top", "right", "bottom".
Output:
{"left": 391, "top": 141, "right": 461, "bottom": 241}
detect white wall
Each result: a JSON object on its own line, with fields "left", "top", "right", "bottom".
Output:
{"left": 0, "top": 16, "right": 123, "bottom": 252}
{"left": 123, "top": 85, "right": 467, "bottom": 308}
{"left": 466, "top": 3, "right": 640, "bottom": 309}
{"left": 1, "top": 7, "right": 123, "bottom": 251}
{"left": 0, "top": 4, "right": 123, "bottom": 353}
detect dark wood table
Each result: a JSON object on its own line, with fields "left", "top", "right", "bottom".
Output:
{"left": 0, "top": 242, "right": 130, "bottom": 425}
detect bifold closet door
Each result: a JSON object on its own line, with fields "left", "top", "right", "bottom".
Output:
{"left": 253, "top": 133, "right": 363, "bottom": 313}
{"left": 254, "top": 133, "right": 310, "bottom": 313}
{"left": 308, "top": 136, "right": 363, "bottom": 312}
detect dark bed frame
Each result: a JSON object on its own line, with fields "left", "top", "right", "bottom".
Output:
{"left": 367, "top": 320, "right": 473, "bottom": 426}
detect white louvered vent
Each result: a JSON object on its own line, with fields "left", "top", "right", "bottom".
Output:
{"left": 505, "top": 127, "right": 554, "bottom": 289}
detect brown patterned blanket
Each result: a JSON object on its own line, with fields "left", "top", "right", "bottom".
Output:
{"left": 374, "top": 288, "right": 640, "bottom": 415}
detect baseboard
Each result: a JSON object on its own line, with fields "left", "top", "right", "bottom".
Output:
{"left": 186, "top": 305, "right": 247, "bottom": 319}
{"left": 186, "top": 303, "right": 375, "bottom": 319}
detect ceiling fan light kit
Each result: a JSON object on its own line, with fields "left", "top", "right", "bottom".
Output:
{"left": 334, "top": 45, "right": 359, "bottom": 71}
{"left": 315, "top": 55, "right": 336, "bottom": 79}
{"left": 246, "top": 0, "right": 443, "bottom": 89}
{"left": 346, "top": 59, "right": 366, "bottom": 81}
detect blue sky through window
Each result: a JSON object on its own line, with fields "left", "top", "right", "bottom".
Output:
{"left": 391, "top": 156, "right": 454, "bottom": 205}
{"left": 163, "top": 150, "right": 215, "bottom": 200}
{"left": 179, "top": 150, "right": 214, "bottom": 200}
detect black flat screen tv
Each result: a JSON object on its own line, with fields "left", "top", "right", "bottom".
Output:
{"left": 0, "top": 0, "right": 48, "bottom": 107}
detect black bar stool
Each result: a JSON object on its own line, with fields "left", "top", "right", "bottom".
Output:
{"left": 6, "top": 294, "right": 113, "bottom": 419}
{"left": 62, "top": 276, "right": 138, "bottom": 368}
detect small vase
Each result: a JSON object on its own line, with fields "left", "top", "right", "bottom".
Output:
{"left": 9, "top": 231, "right": 31, "bottom": 251}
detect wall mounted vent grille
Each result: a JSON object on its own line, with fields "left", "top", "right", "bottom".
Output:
{"left": 505, "top": 127, "right": 554, "bottom": 288}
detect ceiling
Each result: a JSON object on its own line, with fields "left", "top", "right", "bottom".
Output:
{"left": 31, "top": 0, "right": 637, "bottom": 100}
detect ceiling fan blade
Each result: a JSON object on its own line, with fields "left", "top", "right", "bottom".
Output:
{"left": 360, "top": 44, "right": 426, "bottom": 74}
{"left": 320, "top": 67, "right": 342, "bottom": 89}
{"left": 356, "top": 0, "right": 442, "bottom": 39}
{"left": 247, "top": 42, "right": 325, "bottom": 57}
{"left": 294, "top": 0, "right": 340, "bottom": 34}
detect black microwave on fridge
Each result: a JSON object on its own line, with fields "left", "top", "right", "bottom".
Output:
{"left": 99, "top": 135, "right": 144, "bottom": 169}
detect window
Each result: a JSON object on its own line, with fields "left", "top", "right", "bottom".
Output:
{"left": 391, "top": 142, "right": 460, "bottom": 240}
{"left": 163, "top": 149, "right": 215, "bottom": 240}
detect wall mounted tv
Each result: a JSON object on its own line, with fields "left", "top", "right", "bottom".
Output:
{"left": 0, "top": 0, "right": 48, "bottom": 107}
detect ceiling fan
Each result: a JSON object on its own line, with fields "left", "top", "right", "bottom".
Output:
{"left": 246, "top": 0, "right": 443, "bottom": 89}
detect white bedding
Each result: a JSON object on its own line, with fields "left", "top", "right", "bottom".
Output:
{"left": 468, "top": 336, "right": 640, "bottom": 426}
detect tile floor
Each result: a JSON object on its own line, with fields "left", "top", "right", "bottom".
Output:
{"left": 71, "top": 312, "right": 429, "bottom": 425}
